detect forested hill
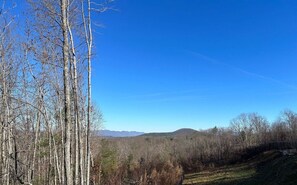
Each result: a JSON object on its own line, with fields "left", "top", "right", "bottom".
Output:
{"left": 140, "top": 128, "right": 198, "bottom": 137}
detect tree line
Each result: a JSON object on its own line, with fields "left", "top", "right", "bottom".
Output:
{"left": 91, "top": 110, "right": 297, "bottom": 184}
{"left": 0, "top": 0, "right": 110, "bottom": 184}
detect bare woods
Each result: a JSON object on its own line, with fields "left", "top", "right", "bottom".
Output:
{"left": 91, "top": 111, "right": 297, "bottom": 185}
{"left": 0, "top": 0, "right": 109, "bottom": 184}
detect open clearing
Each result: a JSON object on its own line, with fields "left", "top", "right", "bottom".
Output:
{"left": 183, "top": 150, "right": 297, "bottom": 185}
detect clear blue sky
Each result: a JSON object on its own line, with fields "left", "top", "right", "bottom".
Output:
{"left": 92, "top": 0, "right": 297, "bottom": 133}
{"left": 93, "top": 0, "right": 297, "bottom": 132}
{"left": 14, "top": 0, "right": 297, "bottom": 132}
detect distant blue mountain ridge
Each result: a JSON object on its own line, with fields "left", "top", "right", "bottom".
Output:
{"left": 96, "top": 128, "right": 199, "bottom": 137}
{"left": 96, "top": 130, "right": 145, "bottom": 137}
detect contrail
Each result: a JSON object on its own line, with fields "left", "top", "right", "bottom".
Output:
{"left": 187, "top": 51, "right": 297, "bottom": 90}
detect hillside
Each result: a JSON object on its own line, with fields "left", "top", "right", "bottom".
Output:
{"left": 140, "top": 128, "right": 198, "bottom": 137}
{"left": 183, "top": 150, "right": 297, "bottom": 185}
{"left": 95, "top": 128, "right": 200, "bottom": 138}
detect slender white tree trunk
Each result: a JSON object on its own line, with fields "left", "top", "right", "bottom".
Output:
{"left": 84, "top": 1, "right": 93, "bottom": 183}
{"left": 68, "top": 19, "right": 81, "bottom": 185}
{"left": 60, "top": 0, "right": 72, "bottom": 184}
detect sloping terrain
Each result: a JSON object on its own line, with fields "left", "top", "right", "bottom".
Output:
{"left": 183, "top": 150, "right": 297, "bottom": 185}
{"left": 140, "top": 128, "right": 198, "bottom": 137}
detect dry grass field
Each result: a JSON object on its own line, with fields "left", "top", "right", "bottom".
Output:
{"left": 183, "top": 151, "right": 297, "bottom": 185}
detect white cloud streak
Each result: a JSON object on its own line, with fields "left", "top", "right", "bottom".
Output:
{"left": 188, "top": 51, "right": 297, "bottom": 90}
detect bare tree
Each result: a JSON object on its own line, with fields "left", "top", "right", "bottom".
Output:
{"left": 0, "top": 2, "right": 16, "bottom": 184}
{"left": 81, "top": 0, "right": 93, "bottom": 183}
{"left": 60, "top": 0, "right": 73, "bottom": 184}
{"left": 248, "top": 113, "right": 269, "bottom": 144}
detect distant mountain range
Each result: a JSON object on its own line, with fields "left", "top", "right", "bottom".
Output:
{"left": 141, "top": 128, "right": 198, "bottom": 137}
{"left": 96, "top": 130, "right": 145, "bottom": 137}
{"left": 96, "top": 128, "right": 198, "bottom": 137}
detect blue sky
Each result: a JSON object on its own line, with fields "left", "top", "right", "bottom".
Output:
{"left": 92, "top": 0, "right": 297, "bottom": 132}
{"left": 12, "top": 0, "right": 297, "bottom": 132}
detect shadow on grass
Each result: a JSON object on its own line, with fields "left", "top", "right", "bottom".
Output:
{"left": 183, "top": 151, "right": 297, "bottom": 185}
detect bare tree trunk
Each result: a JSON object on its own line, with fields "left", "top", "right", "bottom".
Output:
{"left": 52, "top": 130, "right": 62, "bottom": 185}
{"left": 80, "top": 117, "right": 85, "bottom": 185}
{"left": 30, "top": 109, "right": 41, "bottom": 184}
{"left": 68, "top": 20, "right": 81, "bottom": 185}
{"left": 60, "top": 0, "right": 72, "bottom": 184}
{"left": 81, "top": 0, "right": 93, "bottom": 183}
{"left": 1, "top": 45, "right": 10, "bottom": 185}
